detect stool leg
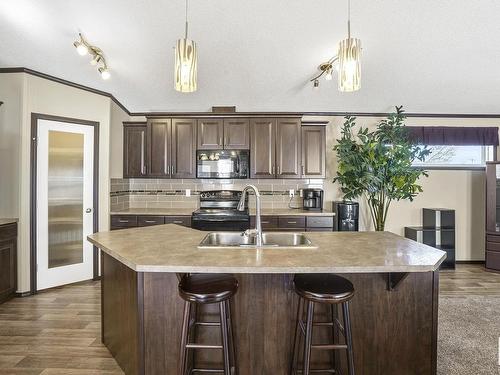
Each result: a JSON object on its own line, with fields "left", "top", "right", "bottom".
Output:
{"left": 342, "top": 301, "right": 355, "bottom": 375}
{"left": 219, "top": 301, "right": 231, "bottom": 375}
{"left": 179, "top": 301, "right": 192, "bottom": 375}
{"left": 330, "top": 305, "right": 338, "bottom": 373}
{"left": 302, "top": 300, "right": 315, "bottom": 375}
{"left": 225, "top": 300, "right": 237, "bottom": 375}
{"left": 290, "top": 297, "right": 303, "bottom": 375}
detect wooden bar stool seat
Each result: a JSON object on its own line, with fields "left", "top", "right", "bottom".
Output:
{"left": 291, "top": 274, "right": 355, "bottom": 375}
{"left": 178, "top": 274, "right": 238, "bottom": 375}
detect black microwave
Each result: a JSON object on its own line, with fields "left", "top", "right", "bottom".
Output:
{"left": 196, "top": 150, "right": 249, "bottom": 179}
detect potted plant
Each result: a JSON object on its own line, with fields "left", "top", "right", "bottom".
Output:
{"left": 333, "top": 106, "right": 430, "bottom": 231}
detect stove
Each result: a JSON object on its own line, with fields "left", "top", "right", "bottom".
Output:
{"left": 191, "top": 190, "right": 250, "bottom": 231}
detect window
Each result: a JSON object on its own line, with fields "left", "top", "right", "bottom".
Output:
{"left": 412, "top": 145, "right": 495, "bottom": 168}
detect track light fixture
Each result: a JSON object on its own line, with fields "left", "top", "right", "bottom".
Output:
{"left": 310, "top": 0, "right": 361, "bottom": 92}
{"left": 73, "top": 33, "right": 110, "bottom": 80}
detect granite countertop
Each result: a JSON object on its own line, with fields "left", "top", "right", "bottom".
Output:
{"left": 88, "top": 225, "right": 445, "bottom": 274}
{"left": 110, "top": 208, "right": 335, "bottom": 216}
{"left": 0, "top": 218, "right": 18, "bottom": 226}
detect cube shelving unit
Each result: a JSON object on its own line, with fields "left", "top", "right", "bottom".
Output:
{"left": 404, "top": 208, "right": 456, "bottom": 270}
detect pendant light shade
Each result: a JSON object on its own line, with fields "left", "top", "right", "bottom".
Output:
{"left": 174, "top": 38, "right": 197, "bottom": 93}
{"left": 337, "top": 37, "right": 361, "bottom": 92}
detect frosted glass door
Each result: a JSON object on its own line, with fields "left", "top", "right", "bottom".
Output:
{"left": 36, "top": 119, "right": 94, "bottom": 290}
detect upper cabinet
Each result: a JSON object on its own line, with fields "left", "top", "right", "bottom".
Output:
{"left": 123, "top": 116, "right": 326, "bottom": 180}
{"left": 124, "top": 119, "right": 196, "bottom": 179}
{"left": 301, "top": 126, "right": 326, "bottom": 178}
{"left": 197, "top": 119, "right": 224, "bottom": 149}
{"left": 147, "top": 119, "right": 171, "bottom": 177}
{"left": 197, "top": 118, "right": 250, "bottom": 150}
{"left": 171, "top": 119, "right": 197, "bottom": 178}
{"left": 224, "top": 119, "right": 250, "bottom": 149}
{"left": 276, "top": 119, "right": 301, "bottom": 178}
{"left": 250, "top": 118, "right": 301, "bottom": 179}
{"left": 123, "top": 123, "right": 147, "bottom": 178}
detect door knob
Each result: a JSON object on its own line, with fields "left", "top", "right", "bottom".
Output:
{"left": 85, "top": 208, "right": 92, "bottom": 213}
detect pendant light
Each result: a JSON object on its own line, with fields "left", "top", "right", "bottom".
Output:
{"left": 174, "top": 0, "right": 197, "bottom": 93}
{"left": 337, "top": 0, "right": 361, "bottom": 92}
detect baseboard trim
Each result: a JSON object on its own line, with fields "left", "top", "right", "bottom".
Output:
{"left": 455, "top": 260, "right": 485, "bottom": 264}
{"left": 15, "top": 291, "right": 33, "bottom": 298}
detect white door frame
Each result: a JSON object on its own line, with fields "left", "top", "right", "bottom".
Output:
{"left": 30, "top": 113, "right": 99, "bottom": 293}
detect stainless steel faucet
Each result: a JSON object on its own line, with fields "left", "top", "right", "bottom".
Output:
{"left": 237, "top": 184, "right": 263, "bottom": 247}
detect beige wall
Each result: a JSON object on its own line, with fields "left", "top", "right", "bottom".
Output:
{"left": 0, "top": 72, "right": 129, "bottom": 292}
{"left": 319, "top": 115, "right": 499, "bottom": 261}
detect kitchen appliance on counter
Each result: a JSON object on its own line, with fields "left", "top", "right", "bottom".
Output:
{"left": 333, "top": 201, "right": 359, "bottom": 231}
{"left": 191, "top": 190, "right": 250, "bottom": 231}
{"left": 196, "top": 150, "right": 249, "bottom": 179}
{"left": 302, "top": 189, "right": 323, "bottom": 211}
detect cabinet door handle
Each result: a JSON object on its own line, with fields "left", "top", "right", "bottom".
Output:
{"left": 272, "top": 165, "right": 275, "bottom": 175}
{"left": 220, "top": 137, "right": 223, "bottom": 146}
{"left": 118, "top": 219, "right": 129, "bottom": 223}
{"left": 277, "top": 166, "right": 281, "bottom": 175}
{"left": 301, "top": 165, "right": 305, "bottom": 176}
{"left": 287, "top": 221, "right": 297, "bottom": 224}
{"left": 172, "top": 165, "right": 175, "bottom": 175}
{"left": 261, "top": 221, "right": 270, "bottom": 224}
{"left": 173, "top": 220, "right": 183, "bottom": 224}
{"left": 144, "top": 220, "right": 157, "bottom": 223}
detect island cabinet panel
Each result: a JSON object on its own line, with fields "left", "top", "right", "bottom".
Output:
{"left": 101, "top": 253, "right": 144, "bottom": 375}
{"left": 0, "top": 223, "right": 17, "bottom": 304}
{"left": 301, "top": 125, "right": 326, "bottom": 178}
{"left": 171, "top": 119, "right": 197, "bottom": 178}
{"left": 224, "top": 118, "right": 250, "bottom": 149}
{"left": 197, "top": 119, "right": 224, "bottom": 150}
{"left": 250, "top": 118, "right": 276, "bottom": 178}
{"left": 101, "top": 255, "right": 439, "bottom": 375}
{"left": 124, "top": 124, "right": 147, "bottom": 178}
{"left": 276, "top": 118, "right": 301, "bottom": 178}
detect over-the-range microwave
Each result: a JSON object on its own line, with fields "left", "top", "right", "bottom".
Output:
{"left": 196, "top": 150, "right": 249, "bottom": 179}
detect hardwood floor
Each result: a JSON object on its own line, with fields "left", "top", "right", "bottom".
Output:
{"left": 0, "top": 281, "right": 124, "bottom": 375}
{"left": 0, "top": 264, "right": 498, "bottom": 374}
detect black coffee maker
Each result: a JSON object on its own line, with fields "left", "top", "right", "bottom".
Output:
{"left": 302, "top": 189, "right": 323, "bottom": 211}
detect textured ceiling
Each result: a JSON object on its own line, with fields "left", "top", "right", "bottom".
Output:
{"left": 1, "top": 0, "right": 500, "bottom": 114}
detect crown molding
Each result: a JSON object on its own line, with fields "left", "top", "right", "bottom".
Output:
{"left": 2, "top": 67, "right": 500, "bottom": 119}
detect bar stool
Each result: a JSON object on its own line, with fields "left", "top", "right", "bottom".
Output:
{"left": 178, "top": 273, "right": 238, "bottom": 375}
{"left": 290, "top": 274, "right": 355, "bottom": 375}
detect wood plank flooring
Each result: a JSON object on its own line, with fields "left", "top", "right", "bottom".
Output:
{"left": 0, "top": 264, "right": 498, "bottom": 374}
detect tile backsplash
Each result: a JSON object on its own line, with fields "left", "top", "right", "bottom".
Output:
{"left": 110, "top": 178, "right": 325, "bottom": 212}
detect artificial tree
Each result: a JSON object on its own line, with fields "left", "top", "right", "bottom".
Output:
{"left": 333, "top": 106, "right": 430, "bottom": 231}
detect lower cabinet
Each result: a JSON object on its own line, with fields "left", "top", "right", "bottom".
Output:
{"left": 0, "top": 222, "right": 17, "bottom": 304}
{"left": 486, "top": 233, "right": 500, "bottom": 270}
{"left": 110, "top": 215, "right": 192, "bottom": 230}
{"left": 250, "top": 215, "right": 334, "bottom": 231}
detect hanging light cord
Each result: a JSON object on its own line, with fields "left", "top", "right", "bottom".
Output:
{"left": 184, "top": 0, "right": 189, "bottom": 39}
{"left": 347, "top": 0, "right": 351, "bottom": 39}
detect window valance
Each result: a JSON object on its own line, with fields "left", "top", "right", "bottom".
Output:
{"left": 406, "top": 126, "right": 499, "bottom": 146}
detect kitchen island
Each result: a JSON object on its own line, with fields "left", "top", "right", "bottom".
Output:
{"left": 88, "top": 224, "right": 445, "bottom": 375}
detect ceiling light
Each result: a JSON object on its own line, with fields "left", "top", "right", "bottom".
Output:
{"left": 174, "top": 0, "right": 197, "bottom": 93}
{"left": 310, "top": 0, "right": 362, "bottom": 92}
{"left": 73, "top": 33, "right": 111, "bottom": 80}
{"left": 99, "top": 67, "right": 110, "bottom": 80}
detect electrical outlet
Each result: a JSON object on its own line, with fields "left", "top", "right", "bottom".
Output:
{"left": 289, "top": 189, "right": 295, "bottom": 197}
{"left": 186, "top": 189, "right": 191, "bottom": 197}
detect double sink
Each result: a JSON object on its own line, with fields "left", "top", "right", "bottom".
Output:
{"left": 198, "top": 232, "right": 316, "bottom": 249}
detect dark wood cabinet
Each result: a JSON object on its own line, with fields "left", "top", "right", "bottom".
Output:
{"left": 224, "top": 119, "right": 250, "bottom": 149}
{"left": 250, "top": 118, "right": 302, "bottom": 179}
{"left": 147, "top": 119, "right": 171, "bottom": 177}
{"left": 250, "top": 118, "right": 276, "bottom": 178}
{"left": 123, "top": 124, "right": 147, "bottom": 178}
{"left": 276, "top": 119, "right": 301, "bottom": 178}
{"left": 171, "top": 119, "right": 197, "bottom": 178}
{"left": 486, "top": 162, "right": 500, "bottom": 271}
{"left": 0, "top": 222, "right": 17, "bottom": 304}
{"left": 197, "top": 119, "right": 224, "bottom": 150}
{"left": 110, "top": 215, "right": 191, "bottom": 230}
{"left": 301, "top": 126, "right": 326, "bottom": 178}
{"left": 198, "top": 118, "right": 250, "bottom": 150}
{"left": 142, "top": 119, "right": 196, "bottom": 179}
